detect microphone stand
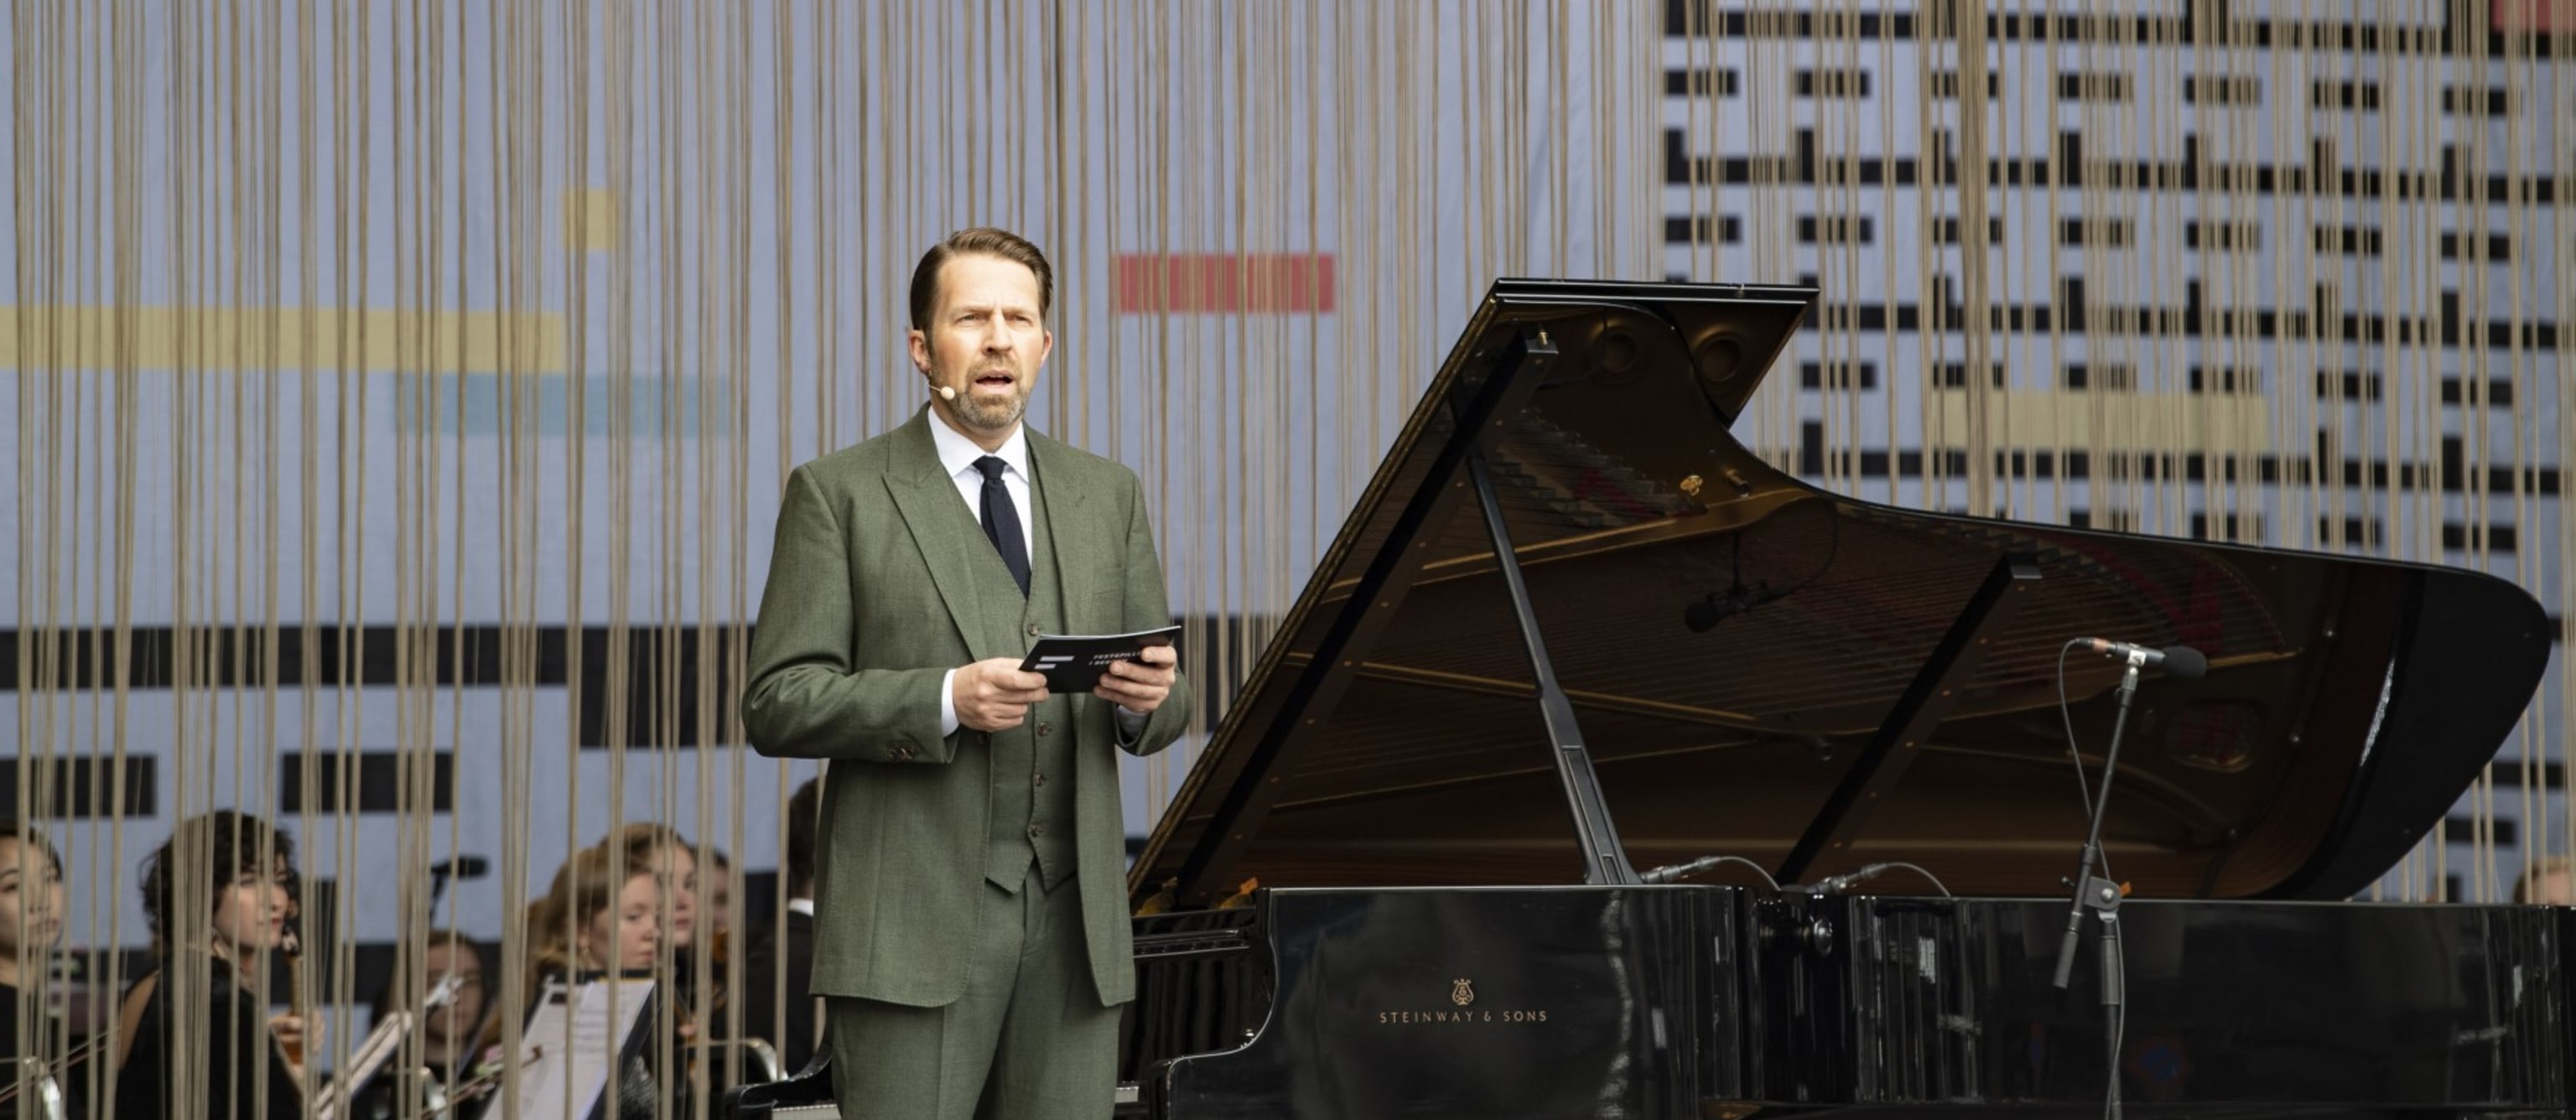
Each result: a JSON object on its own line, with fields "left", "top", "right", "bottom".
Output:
{"left": 2051, "top": 651, "right": 2141, "bottom": 1120}
{"left": 428, "top": 868, "right": 456, "bottom": 928}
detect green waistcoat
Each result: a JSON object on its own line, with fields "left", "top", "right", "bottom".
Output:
{"left": 977, "top": 471, "right": 1078, "bottom": 891}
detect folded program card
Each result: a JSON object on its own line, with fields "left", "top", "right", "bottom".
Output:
{"left": 1021, "top": 625, "right": 1182, "bottom": 692}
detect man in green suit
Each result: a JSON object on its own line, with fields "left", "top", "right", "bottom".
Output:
{"left": 743, "top": 227, "right": 1191, "bottom": 1119}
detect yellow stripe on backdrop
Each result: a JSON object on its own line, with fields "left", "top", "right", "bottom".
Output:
{"left": 5, "top": 3, "right": 2571, "bottom": 1117}
{"left": 0, "top": 308, "right": 569, "bottom": 373}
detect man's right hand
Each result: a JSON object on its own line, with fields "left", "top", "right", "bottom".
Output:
{"left": 953, "top": 657, "right": 1051, "bottom": 732}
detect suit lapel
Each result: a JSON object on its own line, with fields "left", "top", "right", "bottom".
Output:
{"left": 1029, "top": 433, "right": 1098, "bottom": 630}
{"left": 884, "top": 412, "right": 998, "bottom": 659}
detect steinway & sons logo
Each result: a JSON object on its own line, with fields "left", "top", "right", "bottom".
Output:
{"left": 1376, "top": 976, "right": 1549, "bottom": 1025}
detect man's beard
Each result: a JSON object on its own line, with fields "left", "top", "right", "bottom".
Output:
{"left": 953, "top": 384, "right": 1029, "bottom": 432}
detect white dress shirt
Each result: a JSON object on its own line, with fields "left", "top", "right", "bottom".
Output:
{"left": 926, "top": 411, "right": 1035, "bottom": 568}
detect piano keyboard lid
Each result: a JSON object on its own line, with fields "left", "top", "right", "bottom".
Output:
{"left": 1130, "top": 279, "right": 2552, "bottom": 910}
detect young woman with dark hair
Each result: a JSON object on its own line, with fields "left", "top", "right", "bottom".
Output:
{"left": 0, "top": 818, "right": 69, "bottom": 1120}
{"left": 112, "top": 810, "right": 306, "bottom": 1120}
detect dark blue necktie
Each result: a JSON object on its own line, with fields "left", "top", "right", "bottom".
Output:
{"left": 974, "top": 455, "right": 1031, "bottom": 597}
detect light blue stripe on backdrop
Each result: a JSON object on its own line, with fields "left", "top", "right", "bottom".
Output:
{"left": 394, "top": 373, "right": 735, "bottom": 438}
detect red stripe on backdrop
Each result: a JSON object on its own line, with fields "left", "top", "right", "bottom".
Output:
{"left": 2494, "top": 0, "right": 2573, "bottom": 30}
{"left": 1113, "top": 253, "right": 1336, "bottom": 314}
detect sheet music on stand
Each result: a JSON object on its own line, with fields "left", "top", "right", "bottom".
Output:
{"left": 509, "top": 976, "right": 657, "bottom": 1120}
{"left": 312, "top": 972, "right": 461, "bottom": 1120}
{"left": 309, "top": 1009, "right": 411, "bottom": 1120}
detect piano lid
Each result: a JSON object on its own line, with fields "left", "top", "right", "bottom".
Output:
{"left": 1130, "top": 279, "right": 2552, "bottom": 908}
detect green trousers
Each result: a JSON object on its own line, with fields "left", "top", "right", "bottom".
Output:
{"left": 825, "top": 864, "right": 1120, "bottom": 1120}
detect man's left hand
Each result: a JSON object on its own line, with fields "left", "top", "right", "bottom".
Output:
{"left": 1095, "top": 643, "right": 1177, "bottom": 716}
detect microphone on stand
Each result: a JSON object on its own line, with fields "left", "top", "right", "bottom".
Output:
{"left": 430, "top": 855, "right": 491, "bottom": 883}
{"left": 2049, "top": 634, "right": 2205, "bottom": 1119}
{"left": 428, "top": 855, "right": 490, "bottom": 918}
{"left": 2077, "top": 638, "right": 2206, "bottom": 678}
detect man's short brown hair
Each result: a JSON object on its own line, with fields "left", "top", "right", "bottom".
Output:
{"left": 908, "top": 227, "right": 1054, "bottom": 331}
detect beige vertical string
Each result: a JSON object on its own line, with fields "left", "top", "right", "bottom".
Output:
{"left": 169, "top": 0, "right": 206, "bottom": 1107}
{"left": 2057, "top": 0, "right": 2088, "bottom": 536}
{"left": 2319, "top": 0, "right": 2355, "bottom": 560}
{"left": 17, "top": 0, "right": 40, "bottom": 1090}
{"left": 1909, "top": 6, "right": 1945, "bottom": 502}
{"left": 12, "top": 0, "right": 33, "bottom": 1088}
{"left": 1867, "top": 4, "right": 1894, "bottom": 505}
{"left": 1990, "top": 3, "right": 2018, "bottom": 521}
{"left": 2557, "top": 3, "right": 2576, "bottom": 883}
{"left": 1952, "top": 0, "right": 1995, "bottom": 518}
{"left": 98, "top": 0, "right": 141, "bottom": 1107}
{"left": 2194, "top": 0, "right": 2223, "bottom": 544}
{"left": 2454, "top": 0, "right": 2495, "bottom": 902}
{"left": 743, "top": 0, "right": 791, "bottom": 1061}
{"left": 2482, "top": 0, "right": 2535, "bottom": 904}
{"left": 2128, "top": 4, "right": 2158, "bottom": 538}
{"left": 731, "top": 0, "right": 758, "bottom": 1064}
{"left": 2542, "top": 4, "right": 2566, "bottom": 879}
{"left": 2279, "top": 0, "right": 2314, "bottom": 558}
{"left": 2492, "top": 0, "right": 2538, "bottom": 898}
{"left": 813, "top": 0, "right": 839, "bottom": 461}
{"left": 2409, "top": 0, "right": 2444, "bottom": 898}
{"left": 16, "top": 0, "right": 49, "bottom": 1097}
{"left": 654, "top": 1, "right": 687, "bottom": 1102}
{"left": 1237, "top": 3, "right": 1259, "bottom": 739}
{"left": 1823, "top": 3, "right": 1853, "bottom": 497}
{"left": 2371, "top": 1, "right": 2416, "bottom": 898}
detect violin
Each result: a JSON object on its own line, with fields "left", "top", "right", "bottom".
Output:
{"left": 305, "top": 972, "right": 466, "bottom": 1120}
{"left": 278, "top": 920, "right": 309, "bottom": 1076}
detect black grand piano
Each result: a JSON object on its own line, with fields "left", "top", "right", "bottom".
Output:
{"left": 735, "top": 280, "right": 2565, "bottom": 1118}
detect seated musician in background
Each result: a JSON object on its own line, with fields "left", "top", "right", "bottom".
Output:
{"left": 699, "top": 843, "right": 737, "bottom": 1016}
{"left": 695, "top": 842, "right": 749, "bottom": 1093}
{"left": 740, "top": 778, "right": 823, "bottom": 1074}
{"left": 703, "top": 844, "right": 738, "bottom": 951}
{"left": 348, "top": 930, "right": 490, "bottom": 1120}
{"left": 115, "top": 810, "right": 307, "bottom": 1120}
{"left": 0, "top": 818, "right": 72, "bottom": 1120}
{"left": 605, "top": 821, "right": 719, "bottom": 1107}
{"left": 606, "top": 822, "right": 699, "bottom": 954}
{"left": 2514, "top": 855, "right": 2576, "bottom": 904}
{"left": 485, "top": 842, "right": 690, "bottom": 1120}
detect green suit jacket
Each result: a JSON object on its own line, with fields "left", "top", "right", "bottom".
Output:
{"left": 741, "top": 408, "right": 1191, "bottom": 1008}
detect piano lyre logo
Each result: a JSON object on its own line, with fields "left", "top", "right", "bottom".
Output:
{"left": 1374, "top": 977, "right": 1544, "bottom": 1024}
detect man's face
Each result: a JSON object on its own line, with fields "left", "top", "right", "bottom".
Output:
{"left": 911, "top": 253, "right": 1052, "bottom": 441}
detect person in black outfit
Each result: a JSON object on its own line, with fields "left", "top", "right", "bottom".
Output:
{"left": 0, "top": 819, "right": 70, "bottom": 1120}
{"left": 114, "top": 810, "right": 307, "bottom": 1120}
{"left": 740, "top": 777, "right": 824, "bottom": 1074}
{"left": 348, "top": 930, "right": 491, "bottom": 1119}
